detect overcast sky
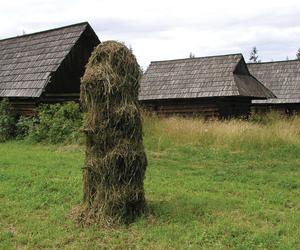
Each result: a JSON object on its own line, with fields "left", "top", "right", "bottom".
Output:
{"left": 1, "top": 0, "right": 300, "bottom": 68}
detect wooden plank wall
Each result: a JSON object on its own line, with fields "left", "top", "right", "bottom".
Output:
{"left": 8, "top": 99, "right": 38, "bottom": 116}
{"left": 141, "top": 97, "right": 252, "bottom": 119}
{"left": 6, "top": 94, "right": 80, "bottom": 117}
{"left": 251, "top": 104, "right": 300, "bottom": 115}
{"left": 40, "top": 93, "right": 80, "bottom": 103}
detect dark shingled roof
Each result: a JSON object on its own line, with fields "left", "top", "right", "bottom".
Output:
{"left": 248, "top": 60, "right": 300, "bottom": 104}
{"left": 0, "top": 22, "right": 93, "bottom": 98}
{"left": 139, "top": 54, "right": 275, "bottom": 101}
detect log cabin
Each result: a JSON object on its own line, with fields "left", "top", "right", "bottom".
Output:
{"left": 248, "top": 60, "right": 300, "bottom": 114}
{"left": 0, "top": 22, "right": 100, "bottom": 115}
{"left": 139, "top": 54, "right": 275, "bottom": 118}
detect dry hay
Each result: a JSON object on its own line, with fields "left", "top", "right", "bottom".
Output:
{"left": 76, "top": 41, "right": 147, "bottom": 226}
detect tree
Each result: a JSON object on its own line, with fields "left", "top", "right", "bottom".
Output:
{"left": 189, "top": 52, "right": 195, "bottom": 58}
{"left": 249, "top": 46, "right": 260, "bottom": 63}
{"left": 77, "top": 41, "right": 147, "bottom": 226}
{"left": 296, "top": 48, "right": 300, "bottom": 60}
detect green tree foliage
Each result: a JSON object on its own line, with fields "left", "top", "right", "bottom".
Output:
{"left": 249, "top": 46, "right": 261, "bottom": 63}
{"left": 0, "top": 98, "right": 15, "bottom": 142}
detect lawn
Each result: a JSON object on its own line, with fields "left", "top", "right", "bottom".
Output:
{"left": 1, "top": 116, "right": 300, "bottom": 249}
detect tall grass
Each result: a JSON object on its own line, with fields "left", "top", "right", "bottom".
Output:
{"left": 143, "top": 112, "right": 300, "bottom": 151}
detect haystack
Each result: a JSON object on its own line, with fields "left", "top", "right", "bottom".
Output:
{"left": 77, "top": 41, "right": 147, "bottom": 226}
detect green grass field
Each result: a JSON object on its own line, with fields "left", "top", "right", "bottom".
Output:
{"left": 1, "top": 116, "right": 300, "bottom": 249}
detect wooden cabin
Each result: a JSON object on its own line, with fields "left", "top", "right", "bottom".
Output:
{"left": 139, "top": 54, "right": 275, "bottom": 118}
{"left": 248, "top": 60, "right": 300, "bottom": 114}
{"left": 0, "top": 22, "right": 100, "bottom": 115}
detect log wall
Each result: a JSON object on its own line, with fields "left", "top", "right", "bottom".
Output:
{"left": 141, "top": 97, "right": 252, "bottom": 119}
{"left": 251, "top": 103, "right": 300, "bottom": 115}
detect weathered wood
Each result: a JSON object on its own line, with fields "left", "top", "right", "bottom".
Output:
{"left": 139, "top": 54, "right": 275, "bottom": 101}
{"left": 0, "top": 22, "right": 100, "bottom": 116}
{"left": 141, "top": 97, "right": 252, "bottom": 118}
{"left": 139, "top": 54, "right": 275, "bottom": 118}
{"left": 248, "top": 60, "right": 300, "bottom": 111}
{"left": 251, "top": 103, "right": 300, "bottom": 115}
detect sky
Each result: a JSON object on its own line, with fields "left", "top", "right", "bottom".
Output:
{"left": 1, "top": 0, "right": 300, "bottom": 69}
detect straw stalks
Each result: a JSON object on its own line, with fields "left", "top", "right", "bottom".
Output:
{"left": 76, "top": 41, "right": 147, "bottom": 226}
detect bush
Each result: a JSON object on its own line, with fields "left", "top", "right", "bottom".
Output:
{"left": 28, "top": 102, "right": 83, "bottom": 143}
{"left": 0, "top": 98, "right": 15, "bottom": 142}
{"left": 15, "top": 116, "right": 38, "bottom": 140}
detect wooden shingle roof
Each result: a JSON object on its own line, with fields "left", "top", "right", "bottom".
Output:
{"left": 0, "top": 22, "right": 95, "bottom": 98}
{"left": 139, "top": 54, "right": 275, "bottom": 101}
{"left": 248, "top": 60, "right": 300, "bottom": 104}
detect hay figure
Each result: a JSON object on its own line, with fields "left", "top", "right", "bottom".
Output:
{"left": 78, "top": 41, "right": 147, "bottom": 226}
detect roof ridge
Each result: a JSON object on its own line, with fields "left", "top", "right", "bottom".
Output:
{"left": 248, "top": 59, "right": 300, "bottom": 65}
{"left": 0, "top": 22, "right": 89, "bottom": 42}
{"left": 150, "top": 53, "right": 243, "bottom": 64}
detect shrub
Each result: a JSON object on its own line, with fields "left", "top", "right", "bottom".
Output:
{"left": 0, "top": 98, "right": 15, "bottom": 142}
{"left": 29, "top": 102, "right": 83, "bottom": 143}
{"left": 15, "top": 116, "right": 38, "bottom": 140}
